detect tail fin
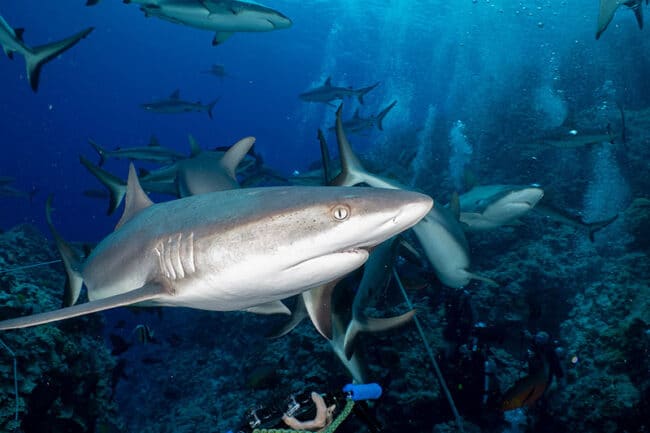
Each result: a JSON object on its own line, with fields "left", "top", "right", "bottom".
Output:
{"left": 376, "top": 100, "right": 397, "bottom": 131}
{"left": 46, "top": 196, "right": 84, "bottom": 307}
{"left": 343, "top": 311, "right": 416, "bottom": 359}
{"left": 587, "top": 213, "right": 618, "bottom": 242}
{"left": 79, "top": 155, "right": 126, "bottom": 215}
{"left": 357, "top": 82, "right": 380, "bottom": 104}
{"left": 25, "top": 27, "right": 94, "bottom": 92}
{"left": 596, "top": 0, "right": 621, "bottom": 39}
{"left": 633, "top": 2, "right": 644, "bottom": 29}
{"left": 88, "top": 138, "right": 107, "bottom": 166}
{"left": 206, "top": 98, "right": 219, "bottom": 119}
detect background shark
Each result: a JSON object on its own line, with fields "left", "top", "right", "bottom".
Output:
{"left": 89, "top": 136, "right": 187, "bottom": 166}
{"left": 331, "top": 101, "right": 398, "bottom": 134}
{"left": 0, "top": 15, "right": 93, "bottom": 91}
{"left": 87, "top": 0, "right": 292, "bottom": 45}
{"left": 458, "top": 185, "right": 545, "bottom": 231}
{"left": 330, "top": 105, "right": 493, "bottom": 289}
{"left": 141, "top": 89, "right": 219, "bottom": 118}
{"left": 300, "top": 77, "right": 380, "bottom": 106}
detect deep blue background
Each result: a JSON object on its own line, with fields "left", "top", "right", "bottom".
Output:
{"left": 0, "top": 0, "right": 648, "bottom": 241}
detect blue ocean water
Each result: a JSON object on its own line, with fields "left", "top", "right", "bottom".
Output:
{"left": 0, "top": 1, "right": 649, "bottom": 432}
{"left": 1, "top": 0, "right": 647, "bottom": 238}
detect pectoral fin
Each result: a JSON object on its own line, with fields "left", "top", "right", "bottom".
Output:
{"left": 212, "top": 32, "right": 233, "bottom": 46}
{"left": 302, "top": 282, "right": 338, "bottom": 340}
{"left": 0, "top": 282, "right": 169, "bottom": 331}
{"left": 245, "top": 300, "right": 290, "bottom": 315}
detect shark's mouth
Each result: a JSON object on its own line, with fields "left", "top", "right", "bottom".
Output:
{"left": 285, "top": 249, "right": 370, "bottom": 275}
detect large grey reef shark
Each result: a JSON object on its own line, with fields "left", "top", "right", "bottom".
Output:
{"left": 141, "top": 89, "right": 219, "bottom": 118}
{"left": 596, "top": 0, "right": 648, "bottom": 39}
{"left": 86, "top": 0, "right": 292, "bottom": 45}
{"left": 329, "top": 105, "right": 495, "bottom": 289}
{"left": 0, "top": 15, "right": 93, "bottom": 92}
{"left": 299, "top": 77, "right": 381, "bottom": 106}
{"left": 0, "top": 165, "right": 432, "bottom": 331}
{"left": 331, "top": 101, "right": 398, "bottom": 134}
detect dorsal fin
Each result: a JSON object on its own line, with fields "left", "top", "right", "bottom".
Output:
{"left": 188, "top": 134, "right": 202, "bottom": 156}
{"left": 148, "top": 135, "right": 160, "bottom": 147}
{"left": 330, "top": 104, "right": 369, "bottom": 186}
{"left": 324, "top": 76, "right": 332, "bottom": 87}
{"left": 115, "top": 164, "right": 153, "bottom": 230}
{"left": 14, "top": 28, "right": 25, "bottom": 41}
{"left": 169, "top": 89, "right": 180, "bottom": 99}
{"left": 220, "top": 137, "right": 256, "bottom": 179}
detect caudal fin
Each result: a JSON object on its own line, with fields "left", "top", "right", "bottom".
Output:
{"left": 25, "top": 27, "right": 94, "bottom": 92}
{"left": 357, "top": 82, "right": 380, "bottom": 104}
{"left": 79, "top": 155, "right": 127, "bottom": 215}
{"left": 206, "top": 98, "right": 220, "bottom": 119}
{"left": 88, "top": 138, "right": 107, "bottom": 166}
{"left": 587, "top": 213, "right": 618, "bottom": 242}
{"left": 596, "top": 0, "right": 621, "bottom": 39}
{"left": 376, "top": 100, "right": 397, "bottom": 131}
{"left": 343, "top": 311, "right": 415, "bottom": 359}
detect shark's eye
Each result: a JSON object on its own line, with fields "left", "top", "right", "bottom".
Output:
{"left": 332, "top": 205, "right": 350, "bottom": 221}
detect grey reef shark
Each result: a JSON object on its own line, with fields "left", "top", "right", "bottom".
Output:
{"left": 330, "top": 101, "right": 398, "bottom": 134}
{"left": 328, "top": 105, "right": 496, "bottom": 289}
{"left": 0, "top": 14, "right": 93, "bottom": 91}
{"left": 596, "top": 0, "right": 648, "bottom": 39}
{"left": 89, "top": 135, "right": 187, "bottom": 166}
{"left": 81, "top": 136, "right": 255, "bottom": 214}
{"left": 457, "top": 184, "right": 618, "bottom": 241}
{"left": 458, "top": 185, "right": 545, "bottom": 232}
{"left": 0, "top": 165, "right": 432, "bottom": 331}
{"left": 300, "top": 77, "right": 380, "bottom": 107}
{"left": 141, "top": 89, "right": 219, "bottom": 118}
{"left": 0, "top": 176, "right": 36, "bottom": 200}
{"left": 202, "top": 63, "right": 227, "bottom": 79}
{"left": 86, "top": 0, "right": 292, "bottom": 46}
{"left": 268, "top": 238, "right": 415, "bottom": 383}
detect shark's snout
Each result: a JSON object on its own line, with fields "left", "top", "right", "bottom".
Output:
{"left": 373, "top": 190, "right": 433, "bottom": 238}
{"left": 269, "top": 13, "right": 292, "bottom": 29}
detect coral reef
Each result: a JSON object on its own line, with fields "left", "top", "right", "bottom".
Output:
{"left": 0, "top": 225, "right": 120, "bottom": 433}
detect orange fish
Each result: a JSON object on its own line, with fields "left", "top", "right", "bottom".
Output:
{"left": 500, "top": 361, "right": 550, "bottom": 411}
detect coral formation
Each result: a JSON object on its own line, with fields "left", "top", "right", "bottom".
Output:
{"left": 0, "top": 225, "right": 121, "bottom": 433}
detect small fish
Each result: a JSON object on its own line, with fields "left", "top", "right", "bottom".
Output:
{"left": 500, "top": 361, "right": 550, "bottom": 411}
{"left": 132, "top": 324, "right": 156, "bottom": 345}
{"left": 109, "top": 334, "right": 131, "bottom": 356}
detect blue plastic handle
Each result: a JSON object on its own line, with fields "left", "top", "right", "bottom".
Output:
{"left": 342, "top": 383, "right": 383, "bottom": 401}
